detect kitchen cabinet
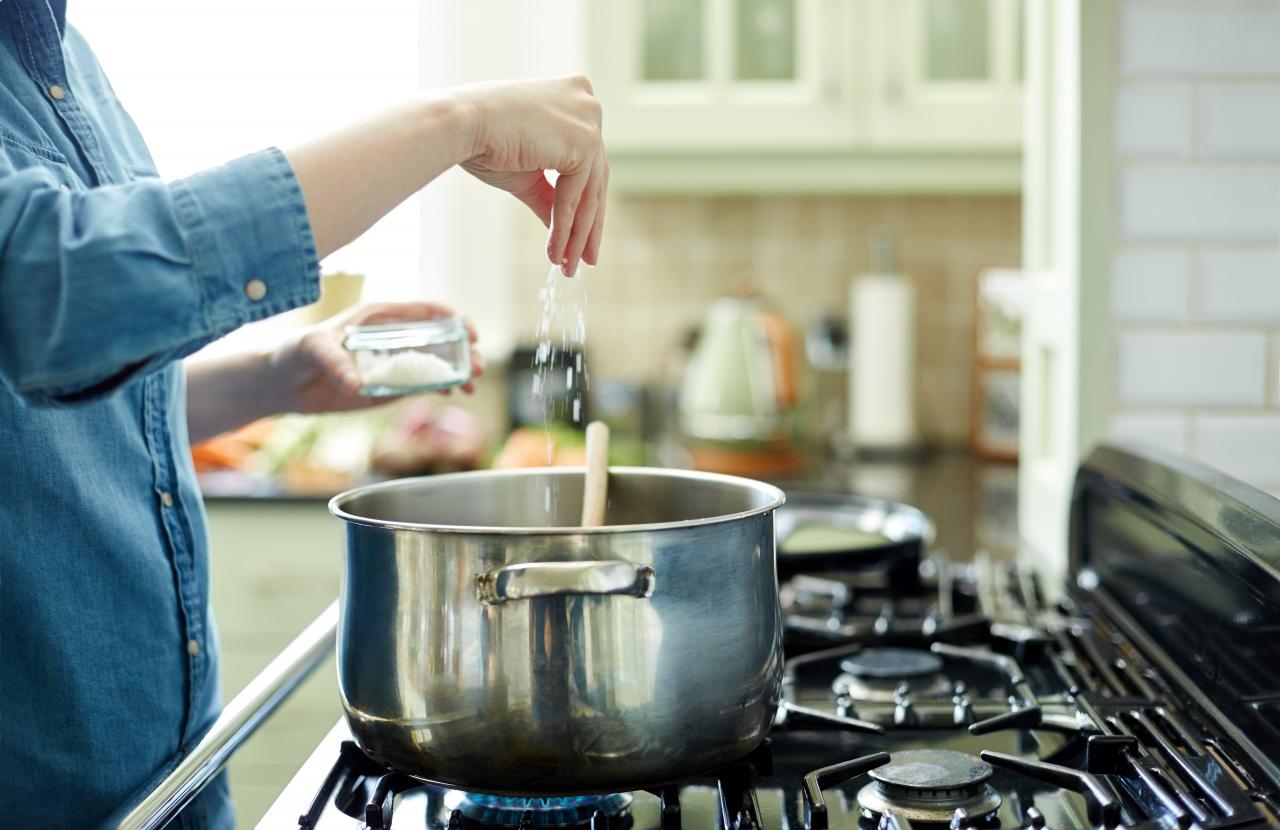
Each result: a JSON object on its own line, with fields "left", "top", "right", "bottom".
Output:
{"left": 206, "top": 499, "right": 343, "bottom": 824}
{"left": 589, "top": 0, "right": 859, "bottom": 151}
{"left": 868, "top": 0, "right": 1023, "bottom": 149}
{"left": 587, "top": 0, "right": 1023, "bottom": 193}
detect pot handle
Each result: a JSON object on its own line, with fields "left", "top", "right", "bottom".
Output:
{"left": 476, "top": 561, "right": 656, "bottom": 605}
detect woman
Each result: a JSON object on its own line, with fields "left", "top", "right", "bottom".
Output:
{"left": 0, "top": 1, "right": 608, "bottom": 827}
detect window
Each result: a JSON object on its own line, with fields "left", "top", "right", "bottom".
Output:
{"left": 71, "top": 1, "right": 421, "bottom": 302}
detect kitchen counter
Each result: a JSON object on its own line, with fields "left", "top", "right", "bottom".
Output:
{"left": 203, "top": 447, "right": 1018, "bottom": 559}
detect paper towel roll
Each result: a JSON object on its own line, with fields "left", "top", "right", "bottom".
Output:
{"left": 849, "top": 272, "right": 917, "bottom": 451}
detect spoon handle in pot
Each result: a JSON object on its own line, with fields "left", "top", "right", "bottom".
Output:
{"left": 581, "top": 420, "right": 610, "bottom": 527}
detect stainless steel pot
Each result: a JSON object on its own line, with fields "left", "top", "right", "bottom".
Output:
{"left": 328, "top": 467, "right": 785, "bottom": 794}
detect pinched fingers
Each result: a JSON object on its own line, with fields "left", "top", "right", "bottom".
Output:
{"left": 563, "top": 155, "right": 605, "bottom": 277}
{"left": 547, "top": 166, "right": 591, "bottom": 276}
{"left": 584, "top": 160, "right": 609, "bottom": 266}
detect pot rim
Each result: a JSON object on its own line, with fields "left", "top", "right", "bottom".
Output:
{"left": 328, "top": 466, "right": 786, "bottom": 535}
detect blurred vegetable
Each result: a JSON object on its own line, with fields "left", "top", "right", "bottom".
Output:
{"left": 190, "top": 418, "right": 287, "bottom": 472}
{"left": 372, "top": 400, "right": 487, "bottom": 476}
{"left": 492, "top": 424, "right": 584, "bottom": 468}
{"left": 250, "top": 415, "right": 321, "bottom": 475}
{"left": 190, "top": 397, "right": 493, "bottom": 496}
{"left": 491, "top": 423, "right": 651, "bottom": 469}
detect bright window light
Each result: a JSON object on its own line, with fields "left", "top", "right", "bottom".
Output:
{"left": 71, "top": 1, "right": 421, "bottom": 301}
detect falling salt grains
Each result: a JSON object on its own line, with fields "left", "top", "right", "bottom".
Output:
{"left": 530, "top": 261, "right": 591, "bottom": 518}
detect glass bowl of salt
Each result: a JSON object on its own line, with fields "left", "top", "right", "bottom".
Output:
{"left": 344, "top": 316, "right": 471, "bottom": 396}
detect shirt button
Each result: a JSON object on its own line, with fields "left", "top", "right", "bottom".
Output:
{"left": 244, "top": 278, "right": 267, "bottom": 302}
{"left": 48, "top": 84, "right": 65, "bottom": 100}
{"left": 159, "top": 490, "right": 174, "bottom": 508}
{"left": 187, "top": 639, "right": 201, "bottom": 657}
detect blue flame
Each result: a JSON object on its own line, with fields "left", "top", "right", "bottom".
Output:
{"left": 445, "top": 791, "right": 633, "bottom": 826}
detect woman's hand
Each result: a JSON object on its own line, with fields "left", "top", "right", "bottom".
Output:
{"left": 286, "top": 75, "right": 607, "bottom": 276}
{"left": 185, "top": 302, "right": 483, "bottom": 444}
{"left": 267, "top": 302, "right": 483, "bottom": 414}
{"left": 456, "top": 75, "right": 608, "bottom": 277}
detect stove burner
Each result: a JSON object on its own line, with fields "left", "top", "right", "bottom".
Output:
{"left": 442, "top": 791, "right": 634, "bottom": 827}
{"left": 857, "top": 750, "right": 1002, "bottom": 824}
{"left": 843, "top": 648, "right": 945, "bottom": 679}
{"left": 835, "top": 648, "right": 951, "bottom": 703}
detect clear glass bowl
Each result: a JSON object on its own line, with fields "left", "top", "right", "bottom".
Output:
{"left": 344, "top": 317, "right": 471, "bottom": 397}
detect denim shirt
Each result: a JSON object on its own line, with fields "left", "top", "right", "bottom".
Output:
{"left": 0, "top": 1, "right": 321, "bottom": 827}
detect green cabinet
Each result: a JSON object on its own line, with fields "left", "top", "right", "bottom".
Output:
{"left": 868, "top": 0, "right": 1023, "bottom": 149}
{"left": 206, "top": 500, "right": 343, "bottom": 825}
{"left": 587, "top": 0, "right": 1023, "bottom": 192}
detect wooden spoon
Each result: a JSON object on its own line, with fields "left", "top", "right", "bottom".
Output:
{"left": 581, "top": 421, "right": 610, "bottom": 527}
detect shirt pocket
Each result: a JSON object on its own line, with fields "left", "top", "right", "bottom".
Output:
{"left": 0, "top": 127, "right": 84, "bottom": 192}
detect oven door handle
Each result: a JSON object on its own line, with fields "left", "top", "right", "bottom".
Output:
{"left": 110, "top": 601, "right": 339, "bottom": 830}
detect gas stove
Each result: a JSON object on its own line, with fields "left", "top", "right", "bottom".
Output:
{"left": 257, "top": 446, "right": 1280, "bottom": 830}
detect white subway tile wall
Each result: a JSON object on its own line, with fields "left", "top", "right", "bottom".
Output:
{"left": 1111, "top": 248, "right": 1191, "bottom": 322}
{"left": 1115, "top": 82, "right": 1193, "bottom": 157}
{"left": 1117, "top": 330, "right": 1268, "bottom": 407}
{"left": 1198, "top": 248, "right": 1280, "bottom": 323}
{"left": 1108, "top": 411, "right": 1190, "bottom": 454}
{"left": 1200, "top": 82, "right": 1280, "bottom": 159}
{"left": 1111, "top": 0, "right": 1280, "bottom": 490}
{"left": 1191, "top": 413, "right": 1280, "bottom": 486}
{"left": 1121, "top": 165, "right": 1279, "bottom": 241}
{"left": 1120, "top": 0, "right": 1280, "bottom": 76}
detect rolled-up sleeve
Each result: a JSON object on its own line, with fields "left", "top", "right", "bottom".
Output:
{"left": 0, "top": 147, "right": 320, "bottom": 405}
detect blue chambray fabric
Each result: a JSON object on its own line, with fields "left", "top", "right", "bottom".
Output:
{"left": 0, "top": 1, "right": 321, "bottom": 827}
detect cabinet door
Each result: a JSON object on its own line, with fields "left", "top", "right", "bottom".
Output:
{"left": 588, "top": 0, "right": 859, "bottom": 151}
{"left": 869, "top": 0, "right": 1023, "bottom": 149}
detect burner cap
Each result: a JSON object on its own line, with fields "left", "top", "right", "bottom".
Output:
{"left": 841, "top": 648, "right": 945, "bottom": 679}
{"left": 869, "top": 750, "right": 992, "bottom": 790}
{"left": 858, "top": 750, "right": 1001, "bottom": 824}
{"left": 442, "top": 791, "right": 633, "bottom": 827}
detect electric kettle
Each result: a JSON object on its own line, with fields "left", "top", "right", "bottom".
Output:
{"left": 678, "top": 294, "right": 804, "bottom": 475}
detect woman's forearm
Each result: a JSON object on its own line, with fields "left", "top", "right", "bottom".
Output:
{"left": 185, "top": 96, "right": 476, "bottom": 442}
{"left": 284, "top": 95, "right": 475, "bottom": 259}
{"left": 184, "top": 350, "right": 281, "bottom": 444}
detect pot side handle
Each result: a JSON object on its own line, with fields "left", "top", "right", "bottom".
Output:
{"left": 476, "top": 561, "right": 656, "bottom": 605}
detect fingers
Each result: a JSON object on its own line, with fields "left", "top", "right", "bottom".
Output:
{"left": 354, "top": 301, "right": 459, "bottom": 326}
{"left": 515, "top": 172, "right": 554, "bottom": 228}
{"left": 562, "top": 155, "right": 604, "bottom": 277}
{"left": 458, "top": 334, "right": 485, "bottom": 396}
{"left": 547, "top": 167, "right": 590, "bottom": 276}
{"left": 462, "top": 74, "right": 605, "bottom": 268}
{"left": 584, "top": 160, "right": 609, "bottom": 266}
{"left": 306, "top": 331, "right": 363, "bottom": 395}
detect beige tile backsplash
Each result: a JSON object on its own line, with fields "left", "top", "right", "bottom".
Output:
{"left": 510, "top": 194, "right": 1020, "bottom": 445}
